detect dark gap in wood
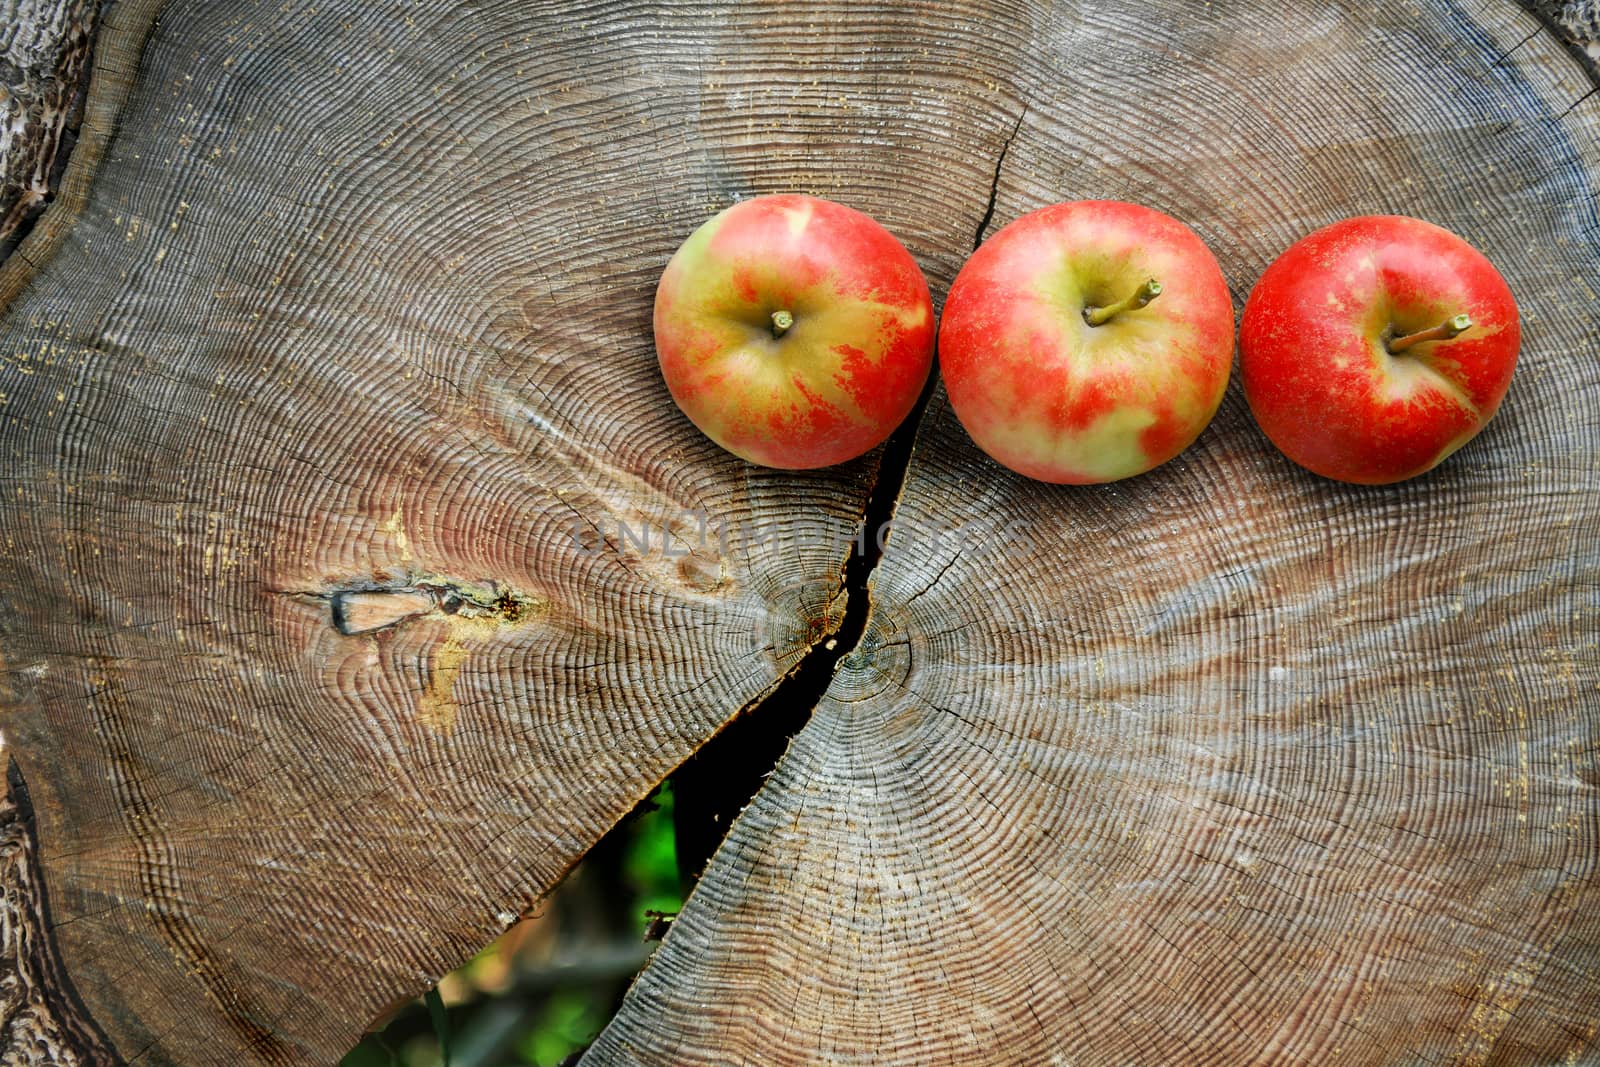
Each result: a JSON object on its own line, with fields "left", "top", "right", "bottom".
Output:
{"left": 973, "top": 107, "right": 1026, "bottom": 249}
{"left": 671, "top": 352, "right": 943, "bottom": 891}
{"left": 671, "top": 120, "right": 1025, "bottom": 893}
{"left": 354, "top": 783, "right": 665, "bottom": 1066}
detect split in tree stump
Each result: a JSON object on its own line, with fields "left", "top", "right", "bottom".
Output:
{"left": 0, "top": 0, "right": 1598, "bottom": 1063}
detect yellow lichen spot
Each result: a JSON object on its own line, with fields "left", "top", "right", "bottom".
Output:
{"left": 381, "top": 509, "right": 413, "bottom": 562}
{"left": 418, "top": 628, "right": 472, "bottom": 733}
{"left": 417, "top": 606, "right": 534, "bottom": 733}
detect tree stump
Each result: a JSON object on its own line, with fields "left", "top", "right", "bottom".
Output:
{"left": 1, "top": 0, "right": 1597, "bottom": 1063}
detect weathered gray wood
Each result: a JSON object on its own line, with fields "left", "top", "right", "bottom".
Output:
{"left": 0, "top": 0, "right": 1595, "bottom": 1064}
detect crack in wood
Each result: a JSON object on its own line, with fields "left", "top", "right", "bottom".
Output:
{"left": 669, "top": 124, "right": 1025, "bottom": 889}
{"left": 973, "top": 106, "right": 1027, "bottom": 249}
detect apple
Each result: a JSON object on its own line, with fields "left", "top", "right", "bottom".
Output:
{"left": 938, "top": 200, "right": 1235, "bottom": 484}
{"left": 1239, "top": 215, "right": 1520, "bottom": 485}
{"left": 654, "top": 194, "right": 934, "bottom": 469}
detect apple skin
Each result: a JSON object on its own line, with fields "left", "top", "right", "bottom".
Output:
{"left": 654, "top": 194, "right": 934, "bottom": 470}
{"left": 1239, "top": 215, "right": 1520, "bottom": 485}
{"left": 938, "top": 200, "right": 1235, "bottom": 484}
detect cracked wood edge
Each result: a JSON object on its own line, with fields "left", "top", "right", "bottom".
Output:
{"left": 1522, "top": 0, "right": 1600, "bottom": 62}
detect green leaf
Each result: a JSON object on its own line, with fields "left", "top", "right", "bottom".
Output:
{"left": 424, "top": 987, "right": 451, "bottom": 1067}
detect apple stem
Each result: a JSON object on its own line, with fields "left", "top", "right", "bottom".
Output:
{"left": 1084, "top": 279, "right": 1163, "bottom": 327}
{"left": 1388, "top": 314, "right": 1473, "bottom": 354}
{"left": 771, "top": 310, "right": 794, "bottom": 338}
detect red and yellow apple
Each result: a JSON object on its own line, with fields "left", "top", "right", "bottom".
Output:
{"left": 1239, "top": 215, "right": 1520, "bottom": 485}
{"left": 938, "top": 200, "right": 1235, "bottom": 484}
{"left": 653, "top": 194, "right": 934, "bottom": 469}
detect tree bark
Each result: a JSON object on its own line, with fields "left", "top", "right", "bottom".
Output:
{"left": 1528, "top": 0, "right": 1600, "bottom": 57}
{"left": 0, "top": 0, "right": 1597, "bottom": 1064}
{"left": 0, "top": 763, "right": 117, "bottom": 1066}
{"left": 0, "top": 0, "right": 98, "bottom": 256}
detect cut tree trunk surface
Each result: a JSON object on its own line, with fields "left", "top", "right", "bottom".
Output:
{"left": 0, "top": 1, "right": 1598, "bottom": 1064}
